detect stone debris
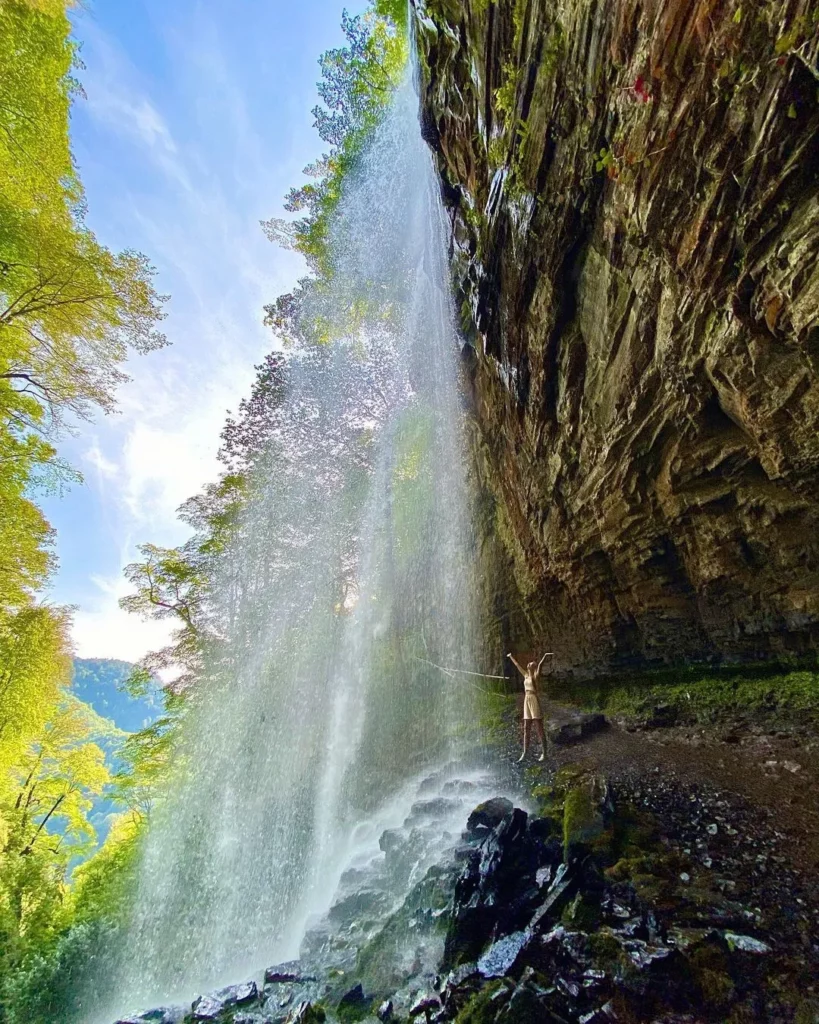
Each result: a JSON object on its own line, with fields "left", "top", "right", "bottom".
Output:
{"left": 336, "top": 983, "right": 369, "bottom": 1018}
{"left": 115, "top": 1010, "right": 185, "bottom": 1024}
{"left": 465, "top": 797, "right": 513, "bottom": 832}
{"left": 192, "top": 982, "right": 258, "bottom": 1020}
{"left": 547, "top": 713, "right": 607, "bottom": 746}
{"left": 285, "top": 1001, "right": 325, "bottom": 1024}
{"left": 264, "top": 961, "right": 312, "bottom": 984}
{"left": 109, "top": 764, "right": 818, "bottom": 1024}
{"left": 409, "top": 995, "right": 441, "bottom": 1021}
{"left": 724, "top": 933, "right": 772, "bottom": 954}
{"left": 476, "top": 930, "right": 530, "bottom": 977}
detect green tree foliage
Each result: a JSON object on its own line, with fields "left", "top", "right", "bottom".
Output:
{"left": 0, "top": 0, "right": 168, "bottom": 427}
{"left": 120, "top": 473, "right": 247, "bottom": 687}
{"left": 262, "top": 2, "right": 407, "bottom": 342}
{"left": 0, "top": 1, "right": 170, "bottom": 1016}
{"left": 0, "top": 0, "right": 169, "bottom": 734}
{"left": 262, "top": 5, "right": 406, "bottom": 270}
{"left": 0, "top": 3, "right": 411, "bottom": 1017}
{"left": 0, "top": 696, "right": 115, "bottom": 1002}
{"left": 0, "top": 607, "right": 72, "bottom": 808}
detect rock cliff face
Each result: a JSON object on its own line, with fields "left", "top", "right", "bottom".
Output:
{"left": 416, "top": 0, "right": 819, "bottom": 673}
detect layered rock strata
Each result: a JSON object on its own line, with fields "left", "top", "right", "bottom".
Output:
{"left": 417, "top": 0, "right": 819, "bottom": 672}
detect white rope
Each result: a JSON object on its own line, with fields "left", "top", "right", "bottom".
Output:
{"left": 413, "top": 656, "right": 508, "bottom": 681}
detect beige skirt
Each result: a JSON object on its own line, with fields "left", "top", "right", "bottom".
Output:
{"left": 523, "top": 692, "right": 543, "bottom": 720}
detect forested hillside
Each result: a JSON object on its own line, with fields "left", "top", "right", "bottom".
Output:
{"left": 72, "top": 660, "right": 161, "bottom": 734}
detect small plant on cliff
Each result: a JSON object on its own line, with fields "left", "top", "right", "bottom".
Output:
{"left": 494, "top": 61, "right": 520, "bottom": 128}
{"left": 595, "top": 147, "right": 618, "bottom": 178}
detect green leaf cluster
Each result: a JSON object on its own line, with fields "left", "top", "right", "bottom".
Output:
{"left": 261, "top": 2, "right": 407, "bottom": 342}
{"left": 0, "top": 2, "right": 170, "bottom": 1016}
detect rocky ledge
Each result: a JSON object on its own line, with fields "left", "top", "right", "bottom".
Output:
{"left": 416, "top": 0, "right": 819, "bottom": 673}
{"left": 117, "top": 774, "right": 819, "bottom": 1024}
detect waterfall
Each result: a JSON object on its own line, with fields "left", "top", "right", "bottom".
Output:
{"left": 92, "top": 44, "right": 482, "bottom": 1023}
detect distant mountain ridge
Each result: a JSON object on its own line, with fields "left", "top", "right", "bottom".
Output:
{"left": 72, "top": 658, "right": 162, "bottom": 733}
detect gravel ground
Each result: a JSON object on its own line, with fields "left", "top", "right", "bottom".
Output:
{"left": 491, "top": 700, "right": 819, "bottom": 1007}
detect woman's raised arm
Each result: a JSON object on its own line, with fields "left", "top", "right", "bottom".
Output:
{"left": 536, "top": 651, "right": 553, "bottom": 675}
{"left": 507, "top": 652, "right": 526, "bottom": 676}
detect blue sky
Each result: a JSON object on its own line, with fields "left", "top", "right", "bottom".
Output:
{"left": 42, "top": 0, "right": 359, "bottom": 663}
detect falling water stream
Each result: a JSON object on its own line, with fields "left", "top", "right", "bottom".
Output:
{"left": 94, "top": 41, "right": 488, "bottom": 1024}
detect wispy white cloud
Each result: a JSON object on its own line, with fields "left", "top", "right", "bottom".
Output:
{"left": 84, "top": 440, "right": 119, "bottom": 480}
{"left": 72, "top": 572, "right": 175, "bottom": 667}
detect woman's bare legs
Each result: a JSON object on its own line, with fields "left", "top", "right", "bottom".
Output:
{"left": 518, "top": 719, "right": 531, "bottom": 762}
{"left": 534, "top": 719, "right": 547, "bottom": 761}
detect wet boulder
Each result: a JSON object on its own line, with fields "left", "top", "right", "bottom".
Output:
{"left": 285, "top": 1002, "right": 326, "bottom": 1024}
{"left": 439, "top": 962, "right": 482, "bottom": 1017}
{"left": 562, "top": 776, "right": 613, "bottom": 860}
{"left": 264, "top": 961, "right": 314, "bottom": 985}
{"left": 192, "top": 982, "right": 258, "bottom": 1020}
{"left": 546, "top": 713, "right": 607, "bottom": 746}
{"left": 477, "top": 930, "right": 531, "bottom": 978}
{"left": 466, "top": 797, "right": 513, "bottom": 833}
{"left": 378, "top": 829, "right": 402, "bottom": 854}
{"left": 647, "top": 703, "right": 677, "bottom": 728}
{"left": 328, "top": 889, "right": 390, "bottom": 925}
{"left": 444, "top": 806, "right": 552, "bottom": 968}
{"left": 528, "top": 863, "right": 580, "bottom": 929}
{"left": 115, "top": 1009, "right": 186, "bottom": 1024}
{"left": 407, "top": 797, "right": 462, "bottom": 823}
{"left": 723, "top": 932, "right": 771, "bottom": 954}
{"left": 409, "top": 995, "right": 441, "bottom": 1022}
{"left": 336, "top": 983, "right": 370, "bottom": 1021}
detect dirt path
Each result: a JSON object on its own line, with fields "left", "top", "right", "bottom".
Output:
{"left": 543, "top": 702, "right": 819, "bottom": 870}
{"left": 499, "top": 700, "right": 819, "bottom": 871}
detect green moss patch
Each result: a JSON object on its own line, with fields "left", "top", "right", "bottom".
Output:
{"left": 454, "top": 980, "right": 510, "bottom": 1024}
{"left": 551, "top": 664, "right": 819, "bottom": 724}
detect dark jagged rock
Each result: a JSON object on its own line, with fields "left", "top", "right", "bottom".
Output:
{"left": 465, "top": 797, "right": 513, "bottom": 832}
{"left": 264, "top": 961, "right": 312, "bottom": 985}
{"left": 192, "top": 982, "right": 258, "bottom": 1020}
{"left": 286, "top": 1002, "right": 325, "bottom": 1024}
{"left": 444, "top": 805, "right": 548, "bottom": 967}
{"left": 724, "top": 932, "right": 772, "bottom": 954}
{"left": 137, "top": 777, "right": 815, "bottom": 1024}
{"left": 409, "top": 995, "right": 441, "bottom": 1021}
{"left": 476, "top": 930, "right": 531, "bottom": 978}
{"left": 547, "top": 713, "right": 608, "bottom": 746}
{"left": 378, "top": 829, "right": 402, "bottom": 854}
{"left": 115, "top": 1009, "right": 185, "bottom": 1024}
{"left": 562, "top": 775, "right": 613, "bottom": 857}
{"left": 337, "top": 983, "right": 370, "bottom": 1020}
{"left": 647, "top": 703, "right": 678, "bottom": 728}
{"left": 529, "top": 863, "right": 578, "bottom": 926}
{"left": 444, "top": 798, "right": 575, "bottom": 968}
{"left": 417, "top": 0, "right": 819, "bottom": 673}
{"left": 328, "top": 890, "right": 390, "bottom": 924}
{"left": 408, "top": 797, "right": 462, "bottom": 822}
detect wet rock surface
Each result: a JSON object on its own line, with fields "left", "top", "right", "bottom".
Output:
{"left": 115, "top": 1009, "right": 186, "bottom": 1024}
{"left": 416, "top": 0, "right": 819, "bottom": 672}
{"left": 113, "top": 749, "right": 819, "bottom": 1024}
